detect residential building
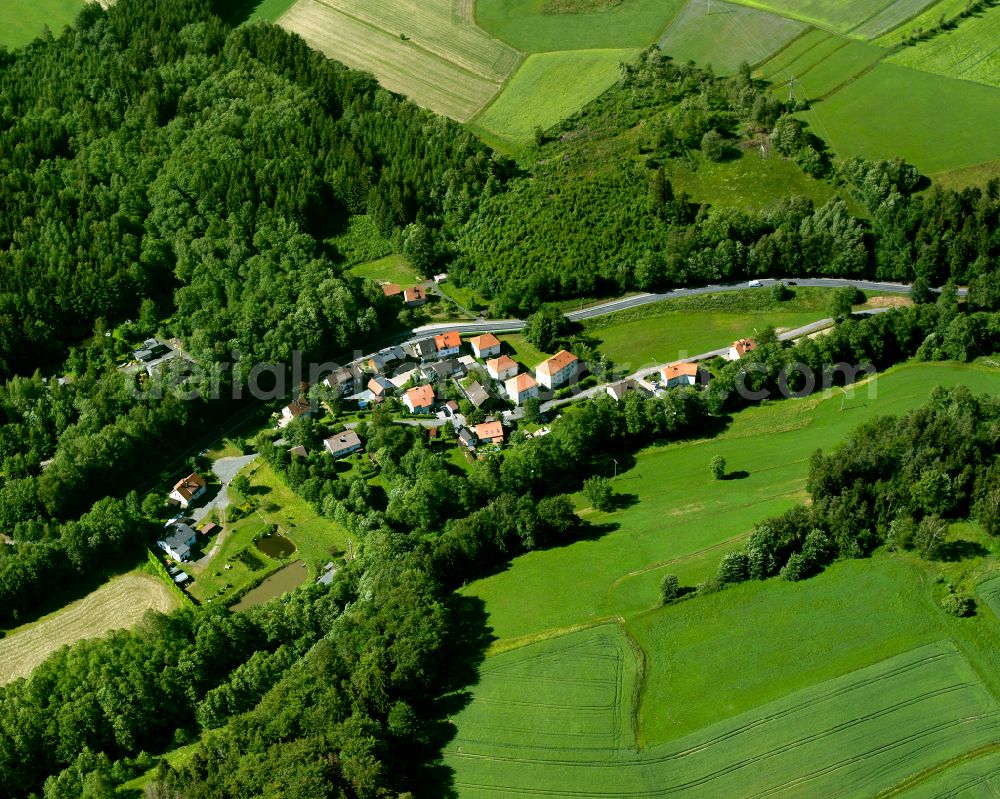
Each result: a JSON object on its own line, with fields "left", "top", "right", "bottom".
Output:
{"left": 469, "top": 333, "right": 502, "bottom": 360}
{"left": 465, "top": 380, "right": 491, "bottom": 409}
{"left": 421, "top": 359, "right": 463, "bottom": 382}
{"left": 323, "top": 367, "right": 355, "bottom": 396}
{"left": 382, "top": 283, "right": 402, "bottom": 298}
{"left": 486, "top": 355, "right": 519, "bottom": 382}
{"left": 367, "top": 375, "right": 394, "bottom": 401}
{"left": 324, "top": 430, "right": 363, "bottom": 458}
{"left": 389, "top": 366, "right": 419, "bottom": 390}
{"left": 434, "top": 330, "right": 462, "bottom": 358}
{"left": 505, "top": 373, "right": 539, "bottom": 405}
{"left": 404, "top": 384, "right": 436, "bottom": 414}
{"left": 444, "top": 400, "right": 459, "bottom": 416}
{"left": 474, "top": 421, "right": 505, "bottom": 445}
{"left": 198, "top": 522, "right": 219, "bottom": 538}
{"left": 404, "top": 286, "right": 427, "bottom": 307}
{"left": 607, "top": 378, "right": 641, "bottom": 401}
{"left": 662, "top": 362, "right": 701, "bottom": 388}
{"left": 406, "top": 337, "right": 437, "bottom": 360}
{"left": 535, "top": 350, "right": 579, "bottom": 389}
{"left": 157, "top": 523, "right": 198, "bottom": 562}
{"left": 169, "top": 473, "right": 206, "bottom": 509}
{"left": 458, "top": 427, "right": 476, "bottom": 449}
{"left": 281, "top": 396, "right": 315, "bottom": 422}
{"left": 289, "top": 445, "right": 307, "bottom": 459}
{"left": 727, "top": 338, "right": 757, "bottom": 361}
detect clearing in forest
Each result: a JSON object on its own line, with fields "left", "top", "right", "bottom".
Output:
{"left": 277, "top": 0, "right": 521, "bottom": 121}
{"left": 0, "top": 571, "right": 180, "bottom": 685}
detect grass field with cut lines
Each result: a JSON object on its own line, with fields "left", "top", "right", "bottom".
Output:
{"left": 278, "top": 0, "right": 520, "bottom": 120}
{"left": 726, "top": 0, "right": 940, "bottom": 37}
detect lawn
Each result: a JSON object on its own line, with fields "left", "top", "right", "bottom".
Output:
{"left": 496, "top": 333, "right": 553, "bottom": 372}
{"left": 474, "top": 0, "right": 686, "bottom": 51}
{"left": 799, "top": 62, "right": 1000, "bottom": 174}
{"left": 665, "top": 148, "right": 838, "bottom": 211}
{"left": 471, "top": 49, "right": 637, "bottom": 150}
{"left": 0, "top": 0, "right": 83, "bottom": 49}
{"left": 445, "top": 632, "right": 1000, "bottom": 798}
{"left": 888, "top": 4, "right": 1000, "bottom": 88}
{"left": 0, "top": 571, "right": 180, "bottom": 685}
{"left": 349, "top": 254, "right": 420, "bottom": 287}
{"left": 461, "top": 360, "right": 1000, "bottom": 645}
{"left": 657, "top": 0, "right": 808, "bottom": 73}
{"left": 278, "top": 0, "right": 520, "bottom": 121}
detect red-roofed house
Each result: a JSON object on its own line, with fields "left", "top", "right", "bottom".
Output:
{"left": 169, "top": 473, "right": 207, "bottom": 509}
{"left": 535, "top": 350, "right": 579, "bottom": 389}
{"left": 434, "top": 330, "right": 462, "bottom": 358}
{"left": 469, "top": 333, "right": 501, "bottom": 359}
{"left": 382, "top": 283, "right": 402, "bottom": 298}
{"left": 474, "top": 421, "right": 505, "bottom": 445}
{"left": 505, "top": 373, "right": 539, "bottom": 405}
{"left": 403, "top": 384, "right": 436, "bottom": 414}
{"left": 486, "top": 355, "right": 519, "bottom": 382}
{"left": 661, "top": 362, "right": 700, "bottom": 389}
{"left": 404, "top": 286, "right": 427, "bottom": 307}
{"left": 727, "top": 338, "right": 757, "bottom": 361}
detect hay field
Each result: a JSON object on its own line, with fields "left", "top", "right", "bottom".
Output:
{"left": 277, "top": 0, "right": 521, "bottom": 121}
{"left": 726, "top": 0, "right": 941, "bottom": 37}
{"left": 0, "top": 0, "right": 84, "bottom": 49}
{"left": 0, "top": 571, "right": 180, "bottom": 685}
{"left": 658, "top": 0, "right": 808, "bottom": 73}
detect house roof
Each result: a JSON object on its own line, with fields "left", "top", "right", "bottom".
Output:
{"left": 172, "top": 473, "right": 205, "bottom": 501}
{"left": 368, "top": 375, "right": 393, "bottom": 395}
{"left": 198, "top": 522, "right": 219, "bottom": 536}
{"left": 458, "top": 427, "right": 476, "bottom": 444}
{"left": 474, "top": 421, "right": 504, "bottom": 442}
{"left": 662, "top": 362, "right": 700, "bottom": 381}
{"left": 435, "top": 330, "right": 462, "bottom": 351}
{"left": 486, "top": 355, "right": 518, "bottom": 375}
{"left": 324, "top": 429, "right": 362, "bottom": 453}
{"left": 445, "top": 400, "right": 459, "bottom": 412}
{"left": 607, "top": 378, "right": 638, "bottom": 400}
{"left": 284, "top": 397, "right": 313, "bottom": 417}
{"left": 382, "top": 283, "right": 402, "bottom": 297}
{"left": 289, "top": 444, "right": 308, "bottom": 458}
{"left": 404, "top": 286, "right": 426, "bottom": 302}
{"left": 537, "top": 349, "right": 578, "bottom": 376}
{"left": 408, "top": 337, "right": 437, "bottom": 357}
{"left": 465, "top": 381, "right": 490, "bottom": 407}
{"left": 731, "top": 339, "right": 757, "bottom": 357}
{"left": 470, "top": 333, "right": 501, "bottom": 352}
{"left": 324, "top": 367, "right": 353, "bottom": 386}
{"left": 507, "top": 373, "right": 538, "bottom": 394}
{"left": 160, "top": 523, "right": 197, "bottom": 550}
{"left": 406, "top": 384, "right": 436, "bottom": 409}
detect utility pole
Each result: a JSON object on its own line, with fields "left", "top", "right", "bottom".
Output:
{"left": 788, "top": 75, "right": 798, "bottom": 103}
{"left": 707, "top": 0, "right": 712, "bottom": 14}
{"left": 613, "top": 458, "right": 619, "bottom": 479}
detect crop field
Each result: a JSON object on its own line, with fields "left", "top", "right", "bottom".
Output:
{"left": 0, "top": 572, "right": 180, "bottom": 685}
{"left": 474, "top": 0, "right": 686, "bottom": 52}
{"left": 877, "top": 0, "right": 969, "bottom": 45}
{"left": 446, "top": 637, "right": 1000, "bottom": 798}
{"left": 726, "top": 0, "right": 940, "bottom": 37}
{"left": 0, "top": 0, "right": 84, "bottom": 49}
{"left": 277, "top": 0, "right": 521, "bottom": 121}
{"left": 896, "top": 750, "right": 1000, "bottom": 798}
{"left": 799, "top": 63, "right": 1000, "bottom": 175}
{"left": 761, "top": 35, "right": 886, "bottom": 100}
{"left": 462, "top": 360, "right": 1000, "bottom": 644}
{"left": 888, "top": 5, "right": 1000, "bottom": 88}
{"left": 472, "top": 49, "right": 635, "bottom": 149}
{"left": 657, "top": 0, "right": 808, "bottom": 73}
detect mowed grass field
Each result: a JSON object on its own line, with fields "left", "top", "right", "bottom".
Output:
{"left": 760, "top": 32, "right": 887, "bottom": 99}
{"left": 888, "top": 4, "right": 1000, "bottom": 88}
{"left": 895, "top": 750, "right": 1000, "bottom": 798}
{"left": 349, "top": 253, "right": 420, "bottom": 286}
{"left": 474, "top": 0, "right": 686, "bottom": 51}
{"left": 726, "top": 0, "right": 940, "bottom": 37}
{"left": 0, "top": 572, "right": 180, "bottom": 685}
{"left": 446, "top": 635, "right": 1000, "bottom": 798}
{"left": 658, "top": 0, "right": 808, "bottom": 73}
{"left": 463, "top": 360, "right": 1000, "bottom": 645}
{"left": 471, "top": 49, "right": 636, "bottom": 149}
{"left": 0, "top": 0, "right": 84, "bottom": 48}
{"left": 277, "top": 0, "right": 521, "bottom": 120}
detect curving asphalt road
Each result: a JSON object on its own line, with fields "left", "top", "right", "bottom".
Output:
{"left": 412, "top": 278, "right": 963, "bottom": 336}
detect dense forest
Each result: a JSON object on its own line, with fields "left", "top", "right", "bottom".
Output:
{"left": 451, "top": 51, "right": 1000, "bottom": 314}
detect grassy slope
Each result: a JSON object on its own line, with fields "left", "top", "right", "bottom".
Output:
{"left": 657, "top": 0, "right": 808, "bottom": 73}
{"left": 462, "top": 360, "right": 1000, "bottom": 645}
{"left": 876, "top": 0, "right": 969, "bottom": 45}
{"left": 475, "top": 0, "right": 686, "bottom": 51}
{"left": 349, "top": 254, "right": 420, "bottom": 286}
{"left": 0, "top": 572, "right": 180, "bottom": 685}
{"left": 471, "top": 49, "right": 637, "bottom": 149}
{"left": 0, "top": 0, "right": 83, "bottom": 49}
{"left": 724, "top": 0, "right": 934, "bottom": 35}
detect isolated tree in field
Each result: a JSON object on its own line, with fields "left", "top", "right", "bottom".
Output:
{"left": 701, "top": 130, "right": 726, "bottom": 162}
{"left": 583, "top": 476, "right": 614, "bottom": 512}
{"left": 232, "top": 473, "right": 251, "bottom": 499}
{"left": 524, "top": 305, "right": 566, "bottom": 352}
{"left": 771, "top": 115, "right": 805, "bottom": 156}
{"left": 660, "top": 574, "right": 680, "bottom": 605}
{"left": 914, "top": 515, "right": 948, "bottom": 559}
{"left": 710, "top": 455, "right": 726, "bottom": 480}
{"left": 941, "top": 589, "right": 975, "bottom": 617}
{"left": 828, "top": 286, "right": 861, "bottom": 321}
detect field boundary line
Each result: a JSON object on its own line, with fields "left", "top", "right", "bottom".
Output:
{"left": 749, "top": 24, "right": 815, "bottom": 70}
{"left": 486, "top": 616, "right": 622, "bottom": 656}
{"left": 721, "top": 0, "right": 851, "bottom": 37}
{"left": 620, "top": 621, "right": 648, "bottom": 750}
{"left": 871, "top": 740, "right": 1000, "bottom": 798}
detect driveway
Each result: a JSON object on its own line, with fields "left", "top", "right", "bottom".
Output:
{"left": 191, "top": 454, "right": 258, "bottom": 566}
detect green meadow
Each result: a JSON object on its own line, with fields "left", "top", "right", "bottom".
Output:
{"left": 657, "top": 0, "right": 807, "bottom": 73}
{"left": 0, "top": 0, "right": 84, "bottom": 49}
{"left": 724, "top": 0, "right": 938, "bottom": 36}
{"left": 472, "top": 49, "right": 636, "bottom": 149}
{"left": 349, "top": 254, "right": 420, "bottom": 286}
{"left": 474, "top": 0, "right": 685, "bottom": 51}
{"left": 463, "top": 360, "right": 1000, "bottom": 645}
{"left": 895, "top": 750, "right": 1000, "bottom": 798}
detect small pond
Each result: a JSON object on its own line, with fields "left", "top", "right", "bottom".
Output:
{"left": 255, "top": 533, "right": 296, "bottom": 558}
{"left": 230, "top": 561, "right": 308, "bottom": 612}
